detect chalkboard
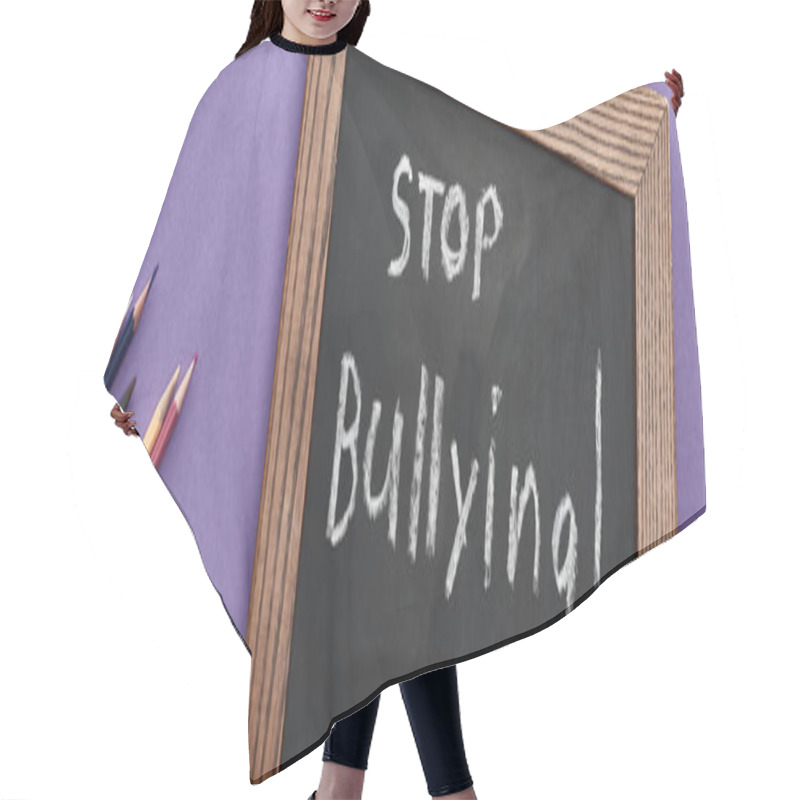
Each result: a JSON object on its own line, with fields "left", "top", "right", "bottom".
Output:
{"left": 247, "top": 46, "right": 683, "bottom": 782}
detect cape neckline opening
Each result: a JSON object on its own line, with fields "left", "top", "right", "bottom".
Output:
{"left": 269, "top": 31, "right": 348, "bottom": 55}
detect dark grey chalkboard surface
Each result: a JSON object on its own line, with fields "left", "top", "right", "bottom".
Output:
{"left": 280, "top": 46, "right": 637, "bottom": 765}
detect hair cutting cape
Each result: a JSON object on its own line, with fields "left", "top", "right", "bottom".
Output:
{"left": 103, "top": 35, "right": 705, "bottom": 785}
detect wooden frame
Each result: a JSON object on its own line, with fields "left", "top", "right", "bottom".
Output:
{"left": 246, "top": 49, "right": 348, "bottom": 784}
{"left": 512, "top": 86, "right": 678, "bottom": 556}
{"left": 246, "top": 68, "right": 677, "bottom": 783}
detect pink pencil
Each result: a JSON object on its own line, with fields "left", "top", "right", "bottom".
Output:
{"left": 152, "top": 353, "right": 198, "bottom": 469}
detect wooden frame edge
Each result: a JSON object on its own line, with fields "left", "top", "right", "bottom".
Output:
{"left": 247, "top": 49, "right": 348, "bottom": 785}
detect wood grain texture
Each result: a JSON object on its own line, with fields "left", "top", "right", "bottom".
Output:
{"left": 511, "top": 85, "right": 666, "bottom": 197}
{"left": 511, "top": 86, "right": 677, "bottom": 556}
{"left": 634, "top": 94, "right": 678, "bottom": 555}
{"left": 246, "top": 48, "right": 347, "bottom": 785}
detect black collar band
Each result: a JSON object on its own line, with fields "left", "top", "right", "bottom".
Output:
{"left": 270, "top": 31, "right": 348, "bottom": 55}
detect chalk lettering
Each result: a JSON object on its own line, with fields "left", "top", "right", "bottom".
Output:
{"left": 426, "top": 373, "right": 445, "bottom": 557}
{"left": 552, "top": 493, "right": 578, "bottom": 612}
{"left": 445, "top": 440, "right": 479, "bottom": 600}
{"left": 473, "top": 185, "right": 504, "bottom": 301}
{"left": 408, "top": 363, "right": 428, "bottom": 563}
{"left": 441, "top": 184, "right": 470, "bottom": 282}
{"left": 388, "top": 154, "right": 413, "bottom": 277}
{"left": 419, "top": 172, "right": 446, "bottom": 282}
{"left": 327, "top": 352, "right": 362, "bottom": 547}
{"left": 507, "top": 463, "right": 541, "bottom": 596}
{"left": 324, "top": 347, "right": 600, "bottom": 615}
{"left": 484, "top": 384, "right": 502, "bottom": 591}
{"left": 388, "top": 155, "right": 503, "bottom": 302}
{"left": 363, "top": 397, "right": 404, "bottom": 550}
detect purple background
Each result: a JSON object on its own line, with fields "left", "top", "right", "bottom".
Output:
{"left": 106, "top": 40, "right": 308, "bottom": 647}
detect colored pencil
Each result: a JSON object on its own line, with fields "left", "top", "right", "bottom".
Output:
{"left": 152, "top": 353, "right": 197, "bottom": 469}
{"left": 103, "top": 307, "right": 132, "bottom": 390}
{"left": 119, "top": 376, "right": 136, "bottom": 411}
{"left": 143, "top": 363, "right": 180, "bottom": 455}
{"left": 103, "top": 263, "right": 159, "bottom": 389}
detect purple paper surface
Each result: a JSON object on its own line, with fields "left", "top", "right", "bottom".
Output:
{"left": 107, "top": 41, "right": 308, "bottom": 646}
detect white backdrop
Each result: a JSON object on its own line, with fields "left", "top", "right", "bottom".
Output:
{"left": 1, "top": 2, "right": 796, "bottom": 798}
